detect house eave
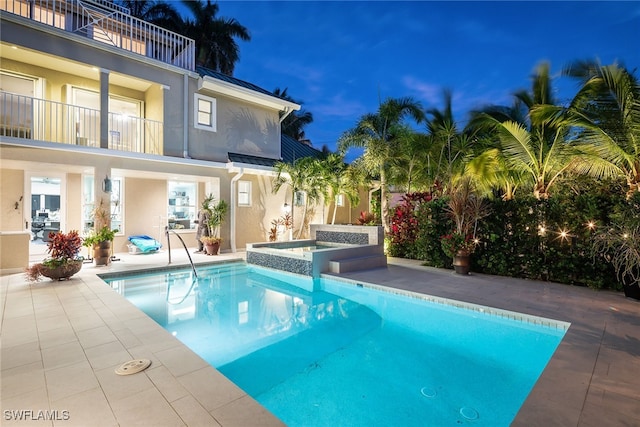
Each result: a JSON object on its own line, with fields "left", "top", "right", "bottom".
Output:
{"left": 199, "top": 77, "right": 300, "bottom": 112}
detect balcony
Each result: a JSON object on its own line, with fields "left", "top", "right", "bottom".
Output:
{"left": 0, "top": 91, "right": 163, "bottom": 155}
{"left": 1, "top": 0, "right": 195, "bottom": 71}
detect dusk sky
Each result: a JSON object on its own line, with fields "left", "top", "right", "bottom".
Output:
{"left": 183, "top": 1, "right": 640, "bottom": 154}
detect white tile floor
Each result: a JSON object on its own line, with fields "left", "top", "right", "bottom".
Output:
{"left": 1, "top": 249, "right": 284, "bottom": 427}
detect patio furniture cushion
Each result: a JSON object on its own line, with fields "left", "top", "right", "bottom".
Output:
{"left": 128, "top": 235, "right": 162, "bottom": 253}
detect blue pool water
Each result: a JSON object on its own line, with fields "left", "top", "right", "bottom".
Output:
{"left": 103, "top": 262, "right": 568, "bottom": 426}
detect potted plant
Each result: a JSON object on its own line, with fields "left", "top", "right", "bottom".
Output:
{"left": 592, "top": 194, "right": 640, "bottom": 300}
{"left": 441, "top": 177, "right": 489, "bottom": 274}
{"left": 200, "top": 194, "right": 228, "bottom": 255}
{"left": 25, "top": 230, "right": 84, "bottom": 282}
{"left": 83, "top": 226, "right": 118, "bottom": 266}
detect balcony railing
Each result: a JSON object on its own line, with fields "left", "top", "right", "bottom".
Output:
{"left": 1, "top": 0, "right": 195, "bottom": 71}
{"left": 0, "top": 91, "right": 163, "bottom": 155}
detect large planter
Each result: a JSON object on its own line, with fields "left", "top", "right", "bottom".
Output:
{"left": 453, "top": 251, "right": 471, "bottom": 275}
{"left": 204, "top": 240, "right": 221, "bottom": 256}
{"left": 93, "top": 241, "right": 112, "bottom": 266}
{"left": 40, "top": 260, "right": 83, "bottom": 281}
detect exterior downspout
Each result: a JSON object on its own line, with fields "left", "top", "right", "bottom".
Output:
{"left": 183, "top": 73, "right": 190, "bottom": 158}
{"left": 230, "top": 168, "right": 244, "bottom": 253}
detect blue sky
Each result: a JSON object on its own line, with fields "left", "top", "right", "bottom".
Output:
{"left": 184, "top": 1, "right": 640, "bottom": 153}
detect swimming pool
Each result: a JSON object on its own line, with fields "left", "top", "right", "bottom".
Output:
{"left": 102, "top": 262, "right": 568, "bottom": 426}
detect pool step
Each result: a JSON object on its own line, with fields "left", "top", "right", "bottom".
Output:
{"left": 328, "top": 254, "right": 387, "bottom": 274}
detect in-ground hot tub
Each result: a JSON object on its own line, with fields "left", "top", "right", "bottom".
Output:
{"left": 246, "top": 225, "right": 387, "bottom": 280}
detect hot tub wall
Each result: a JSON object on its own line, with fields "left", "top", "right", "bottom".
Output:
{"left": 310, "top": 225, "right": 384, "bottom": 245}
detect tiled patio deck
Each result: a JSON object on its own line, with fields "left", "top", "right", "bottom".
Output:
{"left": 1, "top": 250, "right": 639, "bottom": 426}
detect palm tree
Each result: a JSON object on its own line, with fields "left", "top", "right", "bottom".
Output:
{"left": 319, "top": 153, "right": 364, "bottom": 224}
{"left": 560, "top": 60, "right": 640, "bottom": 198}
{"left": 338, "top": 97, "right": 425, "bottom": 232}
{"left": 468, "top": 62, "right": 581, "bottom": 200}
{"left": 273, "top": 88, "right": 314, "bottom": 141}
{"left": 180, "top": 0, "right": 250, "bottom": 75}
{"left": 273, "top": 157, "right": 325, "bottom": 239}
{"left": 118, "top": 0, "right": 181, "bottom": 30}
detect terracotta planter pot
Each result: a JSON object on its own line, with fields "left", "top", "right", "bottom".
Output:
{"left": 453, "top": 251, "right": 471, "bottom": 275}
{"left": 204, "top": 241, "right": 220, "bottom": 255}
{"left": 39, "top": 260, "right": 83, "bottom": 281}
{"left": 93, "top": 241, "right": 112, "bottom": 266}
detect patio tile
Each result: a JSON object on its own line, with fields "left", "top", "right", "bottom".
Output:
{"left": 84, "top": 340, "right": 132, "bottom": 371}
{"left": 1, "top": 341, "right": 42, "bottom": 371}
{"left": 41, "top": 341, "right": 86, "bottom": 371}
{"left": 177, "top": 366, "right": 245, "bottom": 412}
{"left": 1, "top": 362, "right": 46, "bottom": 399}
{"left": 171, "top": 395, "right": 221, "bottom": 427}
{"left": 109, "top": 387, "right": 184, "bottom": 426}
{"left": 0, "top": 388, "right": 51, "bottom": 427}
{"left": 75, "top": 325, "right": 117, "bottom": 349}
{"left": 155, "top": 345, "right": 210, "bottom": 378}
{"left": 44, "top": 360, "right": 99, "bottom": 402}
{"left": 38, "top": 325, "right": 77, "bottom": 349}
{"left": 145, "top": 365, "right": 189, "bottom": 403}
{"left": 50, "top": 387, "right": 117, "bottom": 427}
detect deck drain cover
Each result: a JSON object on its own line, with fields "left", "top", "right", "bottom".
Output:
{"left": 115, "top": 359, "right": 151, "bottom": 375}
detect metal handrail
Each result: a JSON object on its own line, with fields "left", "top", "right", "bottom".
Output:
{"left": 165, "top": 226, "right": 198, "bottom": 279}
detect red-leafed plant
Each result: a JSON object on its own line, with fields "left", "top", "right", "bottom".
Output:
{"left": 25, "top": 230, "right": 83, "bottom": 282}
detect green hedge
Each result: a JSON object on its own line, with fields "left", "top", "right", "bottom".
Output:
{"left": 387, "top": 179, "right": 636, "bottom": 290}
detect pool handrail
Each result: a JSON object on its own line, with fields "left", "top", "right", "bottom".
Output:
{"left": 164, "top": 226, "right": 198, "bottom": 279}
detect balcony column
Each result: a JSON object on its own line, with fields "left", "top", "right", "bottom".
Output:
{"left": 100, "top": 69, "right": 110, "bottom": 149}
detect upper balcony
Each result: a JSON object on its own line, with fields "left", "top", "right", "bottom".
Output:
{"left": 1, "top": 0, "right": 195, "bottom": 71}
{"left": 0, "top": 90, "right": 163, "bottom": 155}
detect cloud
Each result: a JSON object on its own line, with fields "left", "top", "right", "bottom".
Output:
{"left": 402, "top": 76, "right": 442, "bottom": 105}
{"left": 309, "top": 93, "right": 368, "bottom": 119}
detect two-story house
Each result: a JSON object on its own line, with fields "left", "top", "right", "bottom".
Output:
{"left": 0, "top": 0, "right": 361, "bottom": 273}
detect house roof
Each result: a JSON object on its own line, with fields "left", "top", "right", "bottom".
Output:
{"left": 280, "top": 134, "right": 323, "bottom": 164}
{"left": 196, "top": 67, "right": 300, "bottom": 113}
{"left": 196, "top": 67, "right": 278, "bottom": 99}
{"left": 227, "top": 135, "right": 323, "bottom": 168}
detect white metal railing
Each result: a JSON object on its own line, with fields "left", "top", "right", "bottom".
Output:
{"left": 1, "top": 0, "right": 195, "bottom": 71}
{"left": 0, "top": 91, "right": 162, "bottom": 154}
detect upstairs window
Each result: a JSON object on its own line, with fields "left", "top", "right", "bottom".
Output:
{"left": 194, "top": 94, "right": 216, "bottom": 132}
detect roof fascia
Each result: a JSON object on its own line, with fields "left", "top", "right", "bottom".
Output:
{"left": 226, "top": 161, "right": 278, "bottom": 176}
{"left": 199, "top": 77, "right": 300, "bottom": 112}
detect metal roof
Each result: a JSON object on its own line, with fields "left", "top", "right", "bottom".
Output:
{"left": 227, "top": 135, "right": 323, "bottom": 168}
{"left": 196, "top": 66, "right": 281, "bottom": 100}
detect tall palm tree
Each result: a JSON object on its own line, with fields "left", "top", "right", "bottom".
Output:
{"left": 273, "top": 88, "right": 314, "bottom": 141}
{"left": 560, "top": 60, "right": 640, "bottom": 197}
{"left": 319, "top": 153, "right": 364, "bottom": 224}
{"left": 118, "top": 0, "right": 181, "bottom": 30}
{"left": 180, "top": 0, "right": 250, "bottom": 75}
{"left": 273, "top": 157, "right": 325, "bottom": 239}
{"left": 338, "top": 97, "right": 425, "bottom": 232}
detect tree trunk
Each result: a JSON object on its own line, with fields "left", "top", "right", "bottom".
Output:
{"left": 380, "top": 169, "right": 389, "bottom": 233}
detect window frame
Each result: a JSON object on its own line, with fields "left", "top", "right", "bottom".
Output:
{"left": 194, "top": 94, "right": 217, "bottom": 132}
{"left": 237, "top": 180, "right": 251, "bottom": 207}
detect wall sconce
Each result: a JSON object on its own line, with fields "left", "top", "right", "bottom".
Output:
{"left": 282, "top": 202, "right": 291, "bottom": 213}
{"left": 102, "top": 175, "right": 112, "bottom": 193}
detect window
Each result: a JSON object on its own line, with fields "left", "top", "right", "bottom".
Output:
{"left": 295, "top": 191, "right": 305, "bottom": 207}
{"left": 336, "top": 194, "right": 345, "bottom": 207}
{"left": 238, "top": 181, "right": 251, "bottom": 206}
{"left": 168, "top": 181, "right": 196, "bottom": 229}
{"left": 194, "top": 94, "right": 216, "bottom": 131}
{"left": 238, "top": 301, "right": 249, "bottom": 325}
